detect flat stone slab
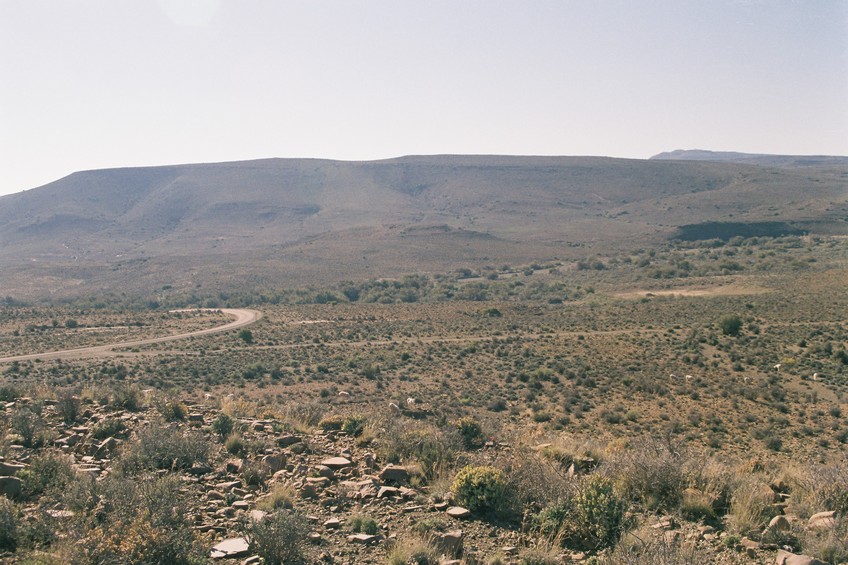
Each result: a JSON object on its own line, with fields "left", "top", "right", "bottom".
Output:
{"left": 320, "top": 457, "right": 352, "bottom": 469}
{"left": 210, "top": 537, "right": 249, "bottom": 559}
{"left": 347, "top": 533, "right": 381, "bottom": 545}
{"left": 446, "top": 506, "right": 471, "bottom": 519}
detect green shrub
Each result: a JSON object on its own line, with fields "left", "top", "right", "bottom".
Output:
{"left": 318, "top": 414, "right": 344, "bottom": 432}
{"left": 348, "top": 513, "right": 379, "bottom": 535}
{"left": 211, "top": 413, "right": 235, "bottom": 441}
{"left": 109, "top": 383, "right": 142, "bottom": 412}
{"left": 11, "top": 406, "right": 48, "bottom": 448}
{"left": 92, "top": 418, "right": 128, "bottom": 440}
{"left": 116, "top": 424, "right": 211, "bottom": 475}
{"left": 79, "top": 474, "right": 204, "bottom": 565}
{"left": 57, "top": 389, "right": 81, "bottom": 425}
{"left": 536, "top": 475, "right": 628, "bottom": 551}
{"left": 720, "top": 315, "right": 743, "bottom": 336}
{"left": 246, "top": 510, "right": 309, "bottom": 565}
{"left": 342, "top": 415, "right": 367, "bottom": 437}
{"left": 0, "top": 498, "right": 18, "bottom": 551}
{"left": 18, "top": 452, "right": 76, "bottom": 498}
{"left": 454, "top": 416, "right": 484, "bottom": 449}
{"left": 606, "top": 441, "right": 686, "bottom": 512}
{"left": 155, "top": 396, "right": 188, "bottom": 422}
{"left": 225, "top": 433, "right": 244, "bottom": 455}
{"left": 452, "top": 466, "right": 509, "bottom": 513}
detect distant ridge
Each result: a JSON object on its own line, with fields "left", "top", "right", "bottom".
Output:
{"left": 0, "top": 154, "right": 846, "bottom": 300}
{"left": 650, "top": 149, "right": 848, "bottom": 167}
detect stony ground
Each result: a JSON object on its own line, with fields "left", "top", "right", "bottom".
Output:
{"left": 1, "top": 390, "right": 840, "bottom": 564}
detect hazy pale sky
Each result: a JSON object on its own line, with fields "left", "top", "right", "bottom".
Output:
{"left": 1, "top": 0, "right": 847, "bottom": 196}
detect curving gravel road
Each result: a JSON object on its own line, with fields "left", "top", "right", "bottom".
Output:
{"left": 0, "top": 308, "right": 262, "bottom": 363}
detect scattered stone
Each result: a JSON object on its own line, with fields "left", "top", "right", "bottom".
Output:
{"left": 324, "top": 518, "right": 341, "bottom": 529}
{"left": 315, "top": 465, "right": 335, "bottom": 479}
{"left": 232, "top": 500, "right": 250, "bottom": 510}
{"left": 188, "top": 464, "right": 214, "bottom": 476}
{"left": 379, "top": 464, "right": 410, "bottom": 484}
{"left": 216, "top": 480, "right": 242, "bottom": 492}
{"left": 226, "top": 459, "right": 243, "bottom": 474}
{"left": 434, "top": 530, "right": 464, "bottom": 556}
{"left": 249, "top": 510, "right": 267, "bottom": 522}
{"left": 188, "top": 413, "right": 204, "bottom": 423}
{"left": 210, "top": 537, "right": 250, "bottom": 559}
{"left": 299, "top": 484, "right": 318, "bottom": 499}
{"left": 347, "top": 533, "right": 381, "bottom": 545}
{"left": 808, "top": 511, "right": 836, "bottom": 531}
{"left": 377, "top": 486, "right": 399, "bottom": 499}
{"left": 320, "top": 457, "right": 352, "bottom": 470}
{"left": 0, "top": 462, "right": 25, "bottom": 476}
{"left": 241, "top": 556, "right": 261, "bottom": 565}
{"left": 767, "top": 515, "right": 791, "bottom": 532}
{"left": 446, "top": 506, "right": 471, "bottom": 519}
{"left": 277, "top": 435, "right": 302, "bottom": 447}
{"left": 261, "top": 454, "right": 286, "bottom": 473}
{"left": 774, "top": 549, "right": 827, "bottom": 565}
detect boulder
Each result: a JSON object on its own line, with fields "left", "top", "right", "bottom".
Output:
{"left": 379, "top": 464, "right": 410, "bottom": 484}
{"left": 0, "top": 476, "right": 22, "bottom": 498}
{"left": 261, "top": 454, "right": 286, "bottom": 473}
{"left": 774, "top": 549, "right": 827, "bottom": 565}
{"left": 808, "top": 511, "right": 836, "bottom": 531}
{"left": 767, "top": 515, "right": 791, "bottom": 532}
{"left": 434, "top": 530, "right": 464, "bottom": 556}
{"left": 277, "top": 435, "right": 301, "bottom": 447}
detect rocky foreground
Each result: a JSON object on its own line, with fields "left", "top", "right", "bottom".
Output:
{"left": 0, "top": 390, "right": 844, "bottom": 564}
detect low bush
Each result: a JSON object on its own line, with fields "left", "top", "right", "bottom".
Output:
{"left": 535, "top": 475, "right": 628, "bottom": 551}
{"left": 56, "top": 389, "right": 80, "bottom": 425}
{"left": 342, "top": 415, "right": 367, "bottom": 437}
{"left": 211, "top": 412, "right": 235, "bottom": 441}
{"left": 91, "top": 418, "right": 128, "bottom": 440}
{"left": 78, "top": 474, "right": 205, "bottom": 565}
{"left": 373, "top": 418, "right": 459, "bottom": 481}
{"left": 348, "top": 513, "right": 379, "bottom": 535}
{"left": 257, "top": 484, "right": 295, "bottom": 511}
{"left": 725, "top": 475, "right": 780, "bottom": 537}
{"left": 245, "top": 510, "right": 309, "bottom": 565}
{"left": 18, "top": 451, "right": 76, "bottom": 498}
{"left": 605, "top": 527, "right": 711, "bottom": 564}
{"left": 387, "top": 536, "right": 439, "bottom": 565}
{"left": 318, "top": 414, "right": 344, "bottom": 432}
{"left": 115, "top": 423, "right": 211, "bottom": 475}
{"left": 225, "top": 433, "right": 244, "bottom": 455}
{"left": 788, "top": 463, "right": 848, "bottom": 518}
{"left": 452, "top": 466, "right": 510, "bottom": 514}
{"left": 801, "top": 516, "right": 848, "bottom": 564}
{"left": 454, "top": 416, "right": 484, "bottom": 449}
{"left": 605, "top": 440, "right": 687, "bottom": 512}
{"left": 0, "top": 497, "right": 18, "bottom": 551}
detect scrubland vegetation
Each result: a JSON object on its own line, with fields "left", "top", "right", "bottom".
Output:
{"left": 1, "top": 234, "right": 847, "bottom": 563}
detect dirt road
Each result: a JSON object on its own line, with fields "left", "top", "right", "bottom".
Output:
{"left": 0, "top": 308, "right": 262, "bottom": 363}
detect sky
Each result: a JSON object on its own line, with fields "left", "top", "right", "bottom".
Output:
{"left": 1, "top": 0, "right": 847, "bottom": 196}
